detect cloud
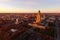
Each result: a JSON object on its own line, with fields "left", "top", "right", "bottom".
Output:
{"left": 40, "top": 7, "right": 60, "bottom": 13}
{"left": 0, "top": 7, "right": 37, "bottom": 13}
{"left": 0, "top": 0, "right": 39, "bottom": 13}
{"left": 0, "top": 0, "right": 11, "bottom": 2}
{"left": 12, "top": 0, "right": 38, "bottom": 6}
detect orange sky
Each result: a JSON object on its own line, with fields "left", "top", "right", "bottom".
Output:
{"left": 0, "top": 0, "right": 60, "bottom": 13}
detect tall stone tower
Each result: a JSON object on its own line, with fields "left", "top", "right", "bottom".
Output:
{"left": 35, "top": 10, "right": 41, "bottom": 23}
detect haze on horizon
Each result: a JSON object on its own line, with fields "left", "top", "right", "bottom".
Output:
{"left": 0, "top": 0, "right": 60, "bottom": 13}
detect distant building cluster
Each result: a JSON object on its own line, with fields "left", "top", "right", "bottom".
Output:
{"left": 0, "top": 10, "right": 59, "bottom": 40}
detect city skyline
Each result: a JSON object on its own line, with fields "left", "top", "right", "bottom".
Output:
{"left": 0, "top": 0, "right": 60, "bottom": 13}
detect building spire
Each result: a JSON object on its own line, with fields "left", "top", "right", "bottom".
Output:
{"left": 35, "top": 10, "right": 41, "bottom": 23}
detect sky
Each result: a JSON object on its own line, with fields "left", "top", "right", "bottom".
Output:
{"left": 0, "top": 0, "right": 60, "bottom": 13}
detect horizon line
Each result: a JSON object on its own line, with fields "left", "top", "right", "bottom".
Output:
{"left": 0, "top": 12, "right": 60, "bottom": 13}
